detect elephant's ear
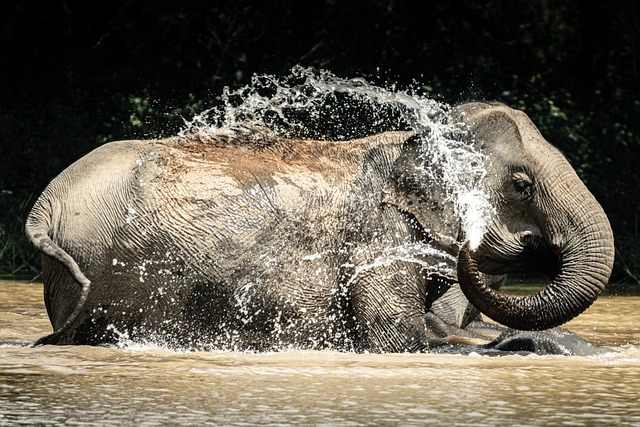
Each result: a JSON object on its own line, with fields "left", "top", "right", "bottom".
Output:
{"left": 451, "top": 102, "right": 524, "bottom": 159}
{"left": 386, "top": 133, "right": 461, "bottom": 245}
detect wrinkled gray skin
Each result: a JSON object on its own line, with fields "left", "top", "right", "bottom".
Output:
{"left": 25, "top": 102, "right": 615, "bottom": 354}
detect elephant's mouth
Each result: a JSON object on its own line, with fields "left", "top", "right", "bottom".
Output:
{"left": 474, "top": 232, "right": 563, "bottom": 286}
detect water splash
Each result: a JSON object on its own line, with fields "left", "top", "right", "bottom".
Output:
{"left": 415, "top": 125, "right": 493, "bottom": 248}
{"left": 181, "top": 65, "right": 493, "bottom": 247}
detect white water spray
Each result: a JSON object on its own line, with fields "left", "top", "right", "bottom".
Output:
{"left": 181, "top": 66, "right": 493, "bottom": 247}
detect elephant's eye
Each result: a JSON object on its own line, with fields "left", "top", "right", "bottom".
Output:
{"left": 512, "top": 172, "right": 535, "bottom": 200}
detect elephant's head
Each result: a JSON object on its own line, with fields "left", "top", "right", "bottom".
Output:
{"left": 452, "top": 102, "right": 614, "bottom": 330}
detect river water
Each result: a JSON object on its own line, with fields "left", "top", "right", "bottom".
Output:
{"left": 4, "top": 68, "right": 640, "bottom": 425}
{"left": 1, "top": 279, "right": 639, "bottom": 426}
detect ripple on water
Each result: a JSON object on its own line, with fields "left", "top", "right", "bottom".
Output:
{"left": 2, "top": 270, "right": 640, "bottom": 425}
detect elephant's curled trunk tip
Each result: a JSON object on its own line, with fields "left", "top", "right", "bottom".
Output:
{"left": 456, "top": 239, "right": 610, "bottom": 331}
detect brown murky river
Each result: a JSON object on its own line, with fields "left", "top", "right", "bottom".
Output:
{"left": 1, "top": 279, "right": 639, "bottom": 426}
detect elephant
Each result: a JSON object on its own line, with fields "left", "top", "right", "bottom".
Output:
{"left": 25, "top": 101, "right": 615, "bottom": 354}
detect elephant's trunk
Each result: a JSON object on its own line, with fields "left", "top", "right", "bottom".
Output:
{"left": 456, "top": 206, "right": 615, "bottom": 331}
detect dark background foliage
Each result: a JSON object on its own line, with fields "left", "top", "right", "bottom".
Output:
{"left": 1, "top": 0, "right": 638, "bottom": 286}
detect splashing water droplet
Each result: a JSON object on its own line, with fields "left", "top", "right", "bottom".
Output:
{"left": 180, "top": 66, "right": 493, "bottom": 247}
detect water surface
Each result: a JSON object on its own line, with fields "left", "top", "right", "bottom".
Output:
{"left": 1, "top": 280, "right": 639, "bottom": 426}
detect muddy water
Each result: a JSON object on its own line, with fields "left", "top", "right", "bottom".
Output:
{"left": 1, "top": 280, "right": 639, "bottom": 426}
